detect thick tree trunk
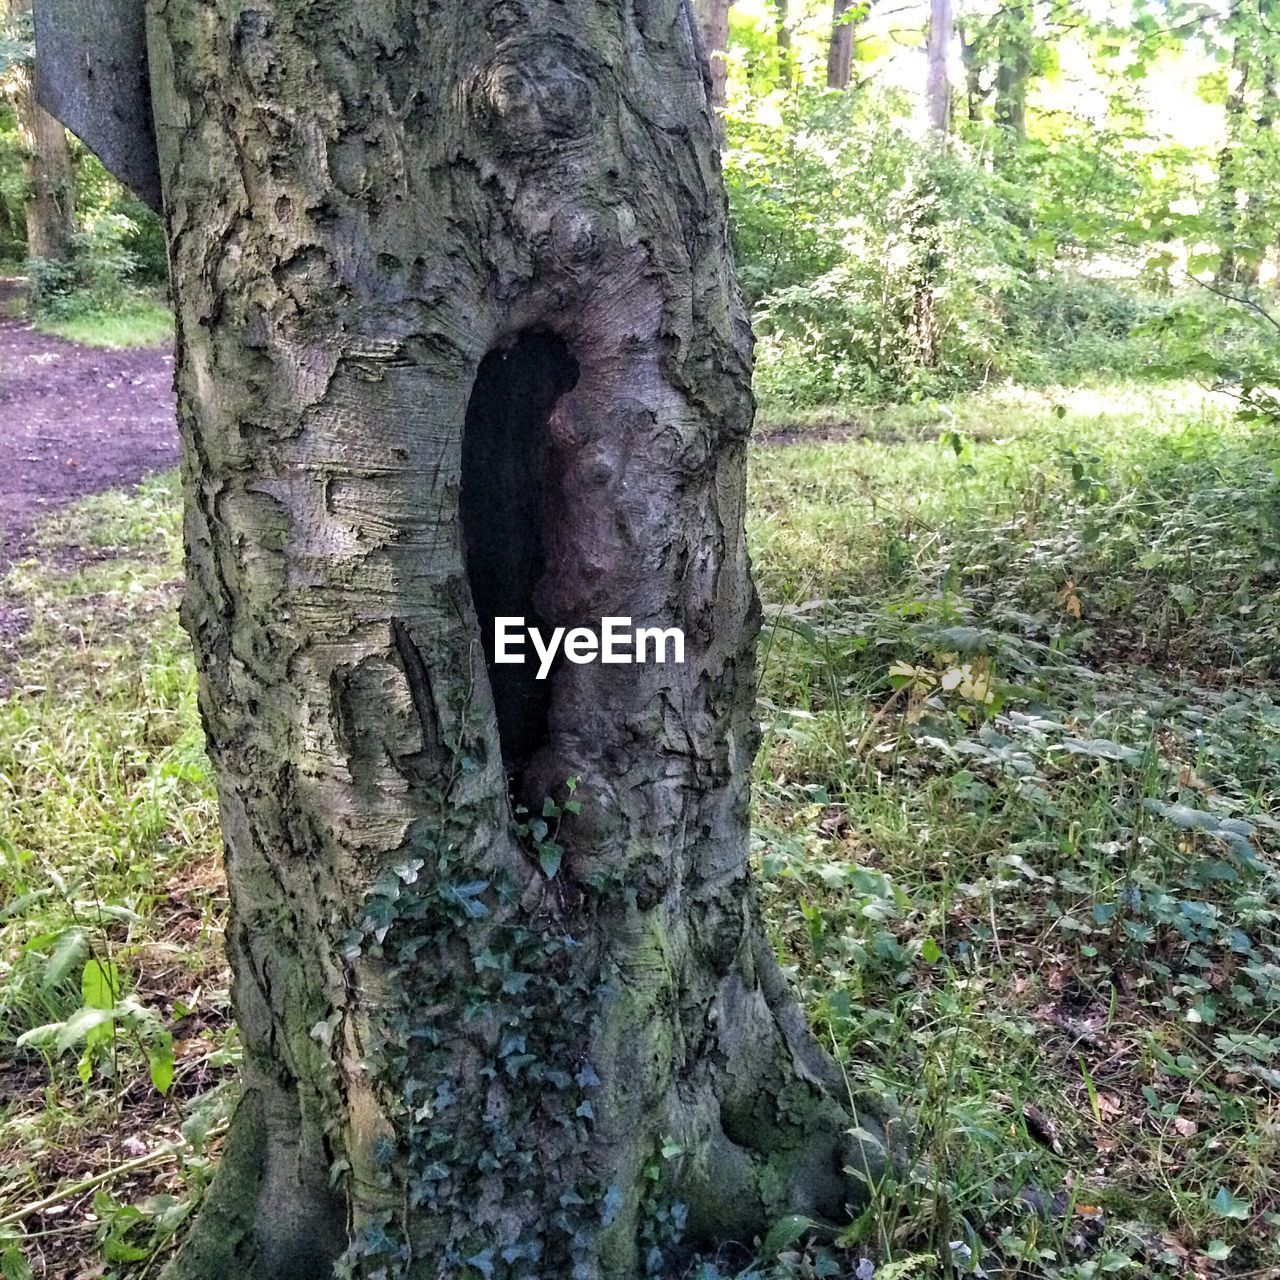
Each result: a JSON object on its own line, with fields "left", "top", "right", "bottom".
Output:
{"left": 694, "top": 0, "right": 732, "bottom": 115}
{"left": 5, "top": 0, "right": 73, "bottom": 262}
{"left": 926, "top": 0, "right": 953, "bottom": 133}
{"left": 145, "top": 1, "right": 890, "bottom": 1277}
{"left": 826, "top": 0, "right": 858, "bottom": 91}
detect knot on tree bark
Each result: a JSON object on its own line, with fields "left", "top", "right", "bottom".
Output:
{"left": 470, "top": 40, "right": 600, "bottom": 150}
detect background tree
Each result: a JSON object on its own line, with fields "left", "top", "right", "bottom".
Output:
{"left": 992, "top": 0, "right": 1033, "bottom": 141}
{"left": 2, "top": 0, "right": 72, "bottom": 263}
{"left": 695, "top": 0, "right": 733, "bottom": 113}
{"left": 826, "top": 0, "right": 861, "bottom": 90}
{"left": 926, "top": 0, "right": 953, "bottom": 131}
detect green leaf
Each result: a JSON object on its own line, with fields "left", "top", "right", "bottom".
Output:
{"left": 149, "top": 1031, "right": 175, "bottom": 1095}
{"left": 920, "top": 937, "right": 942, "bottom": 965}
{"left": 761, "top": 1214, "right": 814, "bottom": 1258}
{"left": 82, "top": 957, "right": 122, "bottom": 1010}
{"left": 41, "top": 928, "right": 88, "bottom": 990}
{"left": 56, "top": 1006, "right": 115, "bottom": 1054}
{"left": 539, "top": 842, "right": 563, "bottom": 879}
{"left": 1210, "top": 1186, "right": 1250, "bottom": 1219}
{"left": 14, "top": 1023, "right": 61, "bottom": 1050}
{"left": 1, "top": 1239, "right": 33, "bottom": 1280}
{"left": 1206, "top": 1240, "right": 1232, "bottom": 1260}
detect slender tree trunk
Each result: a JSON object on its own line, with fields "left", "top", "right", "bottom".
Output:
{"left": 993, "top": 0, "right": 1031, "bottom": 142}
{"left": 4, "top": 0, "right": 73, "bottom": 262}
{"left": 957, "top": 17, "right": 987, "bottom": 125}
{"left": 143, "top": 1, "right": 891, "bottom": 1277}
{"left": 694, "top": 0, "right": 732, "bottom": 115}
{"left": 926, "top": 0, "right": 953, "bottom": 133}
{"left": 1216, "top": 35, "right": 1251, "bottom": 285}
{"left": 773, "top": 0, "right": 794, "bottom": 88}
{"left": 827, "top": 0, "right": 858, "bottom": 91}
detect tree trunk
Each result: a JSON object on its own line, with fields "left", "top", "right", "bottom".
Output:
{"left": 694, "top": 0, "right": 732, "bottom": 115}
{"left": 773, "top": 0, "right": 794, "bottom": 88}
{"left": 5, "top": 0, "right": 73, "bottom": 262}
{"left": 826, "top": 0, "right": 858, "bottom": 91}
{"left": 1216, "top": 32, "right": 1254, "bottom": 285}
{"left": 926, "top": 0, "right": 953, "bottom": 133}
{"left": 993, "top": 0, "right": 1031, "bottom": 141}
{"left": 957, "top": 17, "right": 988, "bottom": 125}
{"left": 144, "top": 1, "right": 891, "bottom": 1277}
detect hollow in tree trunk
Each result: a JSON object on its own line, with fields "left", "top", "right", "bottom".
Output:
{"left": 143, "top": 0, "right": 892, "bottom": 1277}
{"left": 5, "top": 0, "right": 73, "bottom": 263}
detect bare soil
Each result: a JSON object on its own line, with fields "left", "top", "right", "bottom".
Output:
{"left": 0, "top": 299, "right": 178, "bottom": 570}
{"left": 0, "top": 288, "right": 178, "bottom": 666}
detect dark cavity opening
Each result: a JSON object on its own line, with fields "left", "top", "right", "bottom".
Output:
{"left": 461, "top": 331, "right": 579, "bottom": 778}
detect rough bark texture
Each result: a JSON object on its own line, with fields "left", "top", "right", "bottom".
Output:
{"left": 145, "top": 1, "right": 890, "bottom": 1277}
{"left": 925, "top": 0, "right": 952, "bottom": 133}
{"left": 693, "top": 0, "right": 731, "bottom": 115}
{"left": 826, "top": 0, "right": 856, "bottom": 91}
{"left": 6, "top": 0, "right": 73, "bottom": 262}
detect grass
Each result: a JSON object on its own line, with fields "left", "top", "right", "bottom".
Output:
{"left": 745, "top": 379, "right": 1280, "bottom": 1277}
{"left": 35, "top": 296, "right": 174, "bottom": 349}
{"left": 1, "top": 381, "right": 1279, "bottom": 1276}
{"left": 0, "top": 475, "right": 231, "bottom": 1279}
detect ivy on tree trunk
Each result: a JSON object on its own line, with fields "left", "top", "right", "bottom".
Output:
{"left": 142, "top": 0, "right": 892, "bottom": 1276}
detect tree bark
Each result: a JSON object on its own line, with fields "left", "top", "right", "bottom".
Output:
{"left": 993, "top": 0, "right": 1031, "bottom": 141}
{"left": 926, "top": 0, "right": 953, "bottom": 133}
{"left": 694, "top": 0, "right": 732, "bottom": 115}
{"left": 1216, "top": 31, "right": 1254, "bottom": 285}
{"left": 773, "top": 0, "right": 794, "bottom": 88}
{"left": 5, "top": 0, "right": 73, "bottom": 262}
{"left": 957, "top": 16, "right": 988, "bottom": 125}
{"left": 826, "top": 0, "right": 858, "bottom": 91}
{"left": 143, "top": 1, "right": 891, "bottom": 1277}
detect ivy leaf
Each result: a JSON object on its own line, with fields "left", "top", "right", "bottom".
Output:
{"left": 539, "top": 842, "right": 563, "bottom": 879}
{"left": 600, "top": 1183, "right": 624, "bottom": 1226}
{"left": 1209, "top": 1186, "right": 1250, "bottom": 1219}
{"left": 762, "top": 1214, "right": 815, "bottom": 1258}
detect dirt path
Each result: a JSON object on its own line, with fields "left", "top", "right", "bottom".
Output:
{"left": 0, "top": 294, "right": 178, "bottom": 572}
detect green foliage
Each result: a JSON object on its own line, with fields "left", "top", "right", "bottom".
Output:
{"left": 30, "top": 213, "right": 145, "bottom": 314}
{"left": 0, "top": 475, "right": 233, "bottom": 1276}
{"left": 746, "top": 128, "right": 1021, "bottom": 406}
{"left": 747, "top": 384, "right": 1280, "bottom": 1274}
